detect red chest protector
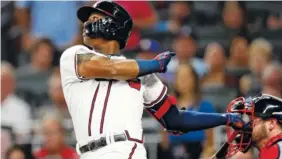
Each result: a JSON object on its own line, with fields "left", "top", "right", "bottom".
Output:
{"left": 259, "top": 133, "right": 282, "bottom": 159}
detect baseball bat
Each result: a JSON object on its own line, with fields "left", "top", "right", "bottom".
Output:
{"left": 210, "top": 131, "right": 238, "bottom": 159}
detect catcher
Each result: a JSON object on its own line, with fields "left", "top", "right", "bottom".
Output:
{"left": 225, "top": 94, "right": 282, "bottom": 159}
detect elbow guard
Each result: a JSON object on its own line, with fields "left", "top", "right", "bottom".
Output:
{"left": 145, "top": 95, "right": 185, "bottom": 135}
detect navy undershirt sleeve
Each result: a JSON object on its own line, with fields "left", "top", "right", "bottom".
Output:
{"left": 163, "top": 105, "right": 228, "bottom": 132}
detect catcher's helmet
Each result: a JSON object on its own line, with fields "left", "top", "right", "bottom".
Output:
{"left": 225, "top": 94, "right": 282, "bottom": 157}
{"left": 77, "top": 1, "right": 133, "bottom": 49}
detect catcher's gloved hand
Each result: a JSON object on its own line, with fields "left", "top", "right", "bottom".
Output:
{"left": 225, "top": 113, "right": 245, "bottom": 130}
{"left": 153, "top": 51, "right": 176, "bottom": 73}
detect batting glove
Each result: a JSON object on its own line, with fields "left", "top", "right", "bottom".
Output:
{"left": 153, "top": 51, "right": 176, "bottom": 73}
{"left": 225, "top": 113, "right": 245, "bottom": 130}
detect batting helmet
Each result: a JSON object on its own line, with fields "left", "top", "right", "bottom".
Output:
{"left": 77, "top": 1, "right": 133, "bottom": 49}
{"left": 225, "top": 94, "right": 282, "bottom": 157}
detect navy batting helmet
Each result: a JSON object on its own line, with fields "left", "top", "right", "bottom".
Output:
{"left": 77, "top": 1, "right": 133, "bottom": 49}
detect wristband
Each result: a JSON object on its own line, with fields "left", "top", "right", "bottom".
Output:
{"left": 136, "top": 59, "right": 160, "bottom": 77}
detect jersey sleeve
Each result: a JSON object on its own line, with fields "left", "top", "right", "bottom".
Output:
{"left": 60, "top": 45, "right": 103, "bottom": 85}
{"left": 142, "top": 74, "right": 167, "bottom": 107}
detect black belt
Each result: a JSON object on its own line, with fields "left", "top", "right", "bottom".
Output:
{"left": 79, "top": 134, "right": 127, "bottom": 153}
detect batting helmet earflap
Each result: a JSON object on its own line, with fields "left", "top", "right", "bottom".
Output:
{"left": 77, "top": 1, "right": 133, "bottom": 49}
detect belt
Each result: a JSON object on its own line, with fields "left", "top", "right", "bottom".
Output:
{"left": 79, "top": 133, "right": 127, "bottom": 153}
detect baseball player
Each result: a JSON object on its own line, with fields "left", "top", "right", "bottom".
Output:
{"left": 60, "top": 1, "right": 244, "bottom": 159}
{"left": 225, "top": 94, "right": 282, "bottom": 159}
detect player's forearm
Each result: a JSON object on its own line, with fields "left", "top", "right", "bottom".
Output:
{"left": 78, "top": 58, "right": 161, "bottom": 80}
{"left": 78, "top": 59, "right": 138, "bottom": 80}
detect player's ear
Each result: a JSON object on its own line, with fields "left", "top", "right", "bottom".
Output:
{"left": 267, "top": 119, "right": 277, "bottom": 132}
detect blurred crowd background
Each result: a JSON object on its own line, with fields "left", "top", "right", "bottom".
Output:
{"left": 1, "top": 1, "right": 282, "bottom": 159}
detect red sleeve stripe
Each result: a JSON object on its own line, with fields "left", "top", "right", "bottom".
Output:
{"left": 154, "top": 99, "right": 171, "bottom": 119}
{"left": 74, "top": 52, "right": 86, "bottom": 80}
{"left": 144, "top": 85, "right": 167, "bottom": 107}
{"left": 74, "top": 53, "right": 79, "bottom": 78}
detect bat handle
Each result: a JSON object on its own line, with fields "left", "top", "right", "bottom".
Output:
{"left": 211, "top": 131, "right": 238, "bottom": 159}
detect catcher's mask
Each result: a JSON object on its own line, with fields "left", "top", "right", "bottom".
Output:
{"left": 225, "top": 97, "right": 254, "bottom": 157}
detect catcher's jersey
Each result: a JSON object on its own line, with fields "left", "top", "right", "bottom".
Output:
{"left": 60, "top": 45, "right": 167, "bottom": 145}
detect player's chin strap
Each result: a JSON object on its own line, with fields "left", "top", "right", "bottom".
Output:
{"left": 225, "top": 97, "right": 254, "bottom": 158}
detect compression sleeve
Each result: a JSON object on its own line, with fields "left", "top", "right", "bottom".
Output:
{"left": 164, "top": 107, "right": 227, "bottom": 131}
{"left": 146, "top": 95, "right": 228, "bottom": 133}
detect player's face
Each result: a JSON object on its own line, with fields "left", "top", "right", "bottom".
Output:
{"left": 251, "top": 117, "right": 267, "bottom": 145}
{"left": 83, "top": 13, "right": 108, "bottom": 47}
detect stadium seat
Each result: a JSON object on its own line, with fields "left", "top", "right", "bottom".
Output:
{"left": 246, "top": 1, "right": 282, "bottom": 13}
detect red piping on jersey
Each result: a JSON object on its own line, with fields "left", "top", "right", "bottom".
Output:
{"left": 74, "top": 53, "right": 79, "bottom": 79}
{"left": 74, "top": 52, "right": 85, "bottom": 80}
{"left": 128, "top": 143, "right": 137, "bottom": 159}
{"left": 144, "top": 85, "right": 166, "bottom": 106}
{"left": 265, "top": 133, "right": 282, "bottom": 148}
{"left": 125, "top": 130, "right": 144, "bottom": 143}
{"left": 88, "top": 83, "right": 100, "bottom": 136}
{"left": 100, "top": 81, "right": 113, "bottom": 134}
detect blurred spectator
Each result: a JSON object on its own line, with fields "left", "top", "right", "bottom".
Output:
{"left": 154, "top": 2, "right": 194, "bottom": 33}
{"left": 249, "top": 38, "right": 272, "bottom": 77}
{"left": 5, "top": 145, "right": 35, "bottom": 159}
{"left": 137, "top": 39, "right": 162, "bottom": 60}
{"left": 17, "top": 38, "right": 55, "bottom": 69}
{"left": 37, "top": 68, "right": 70, "bottom": 120}
{"left": 241, "top": 38, "right": 273, "bottom": 96}
{"left": 168, "top": 63, "right": 215, "bottom": 159}
{"left": 202, "top": 42, "right": 237, "bottom": 88}
{"left": 227, "top": 35, "right": 249, "bottom": 70}
{"left": 157, "top": 129, "right": 174, "bottom": 159}
{"left": 239, "top": 75, "right": 252, "bottom": 97}
{"left": 1, "top": 61, "right": 32, "bottom": 155}
{"left": 261, "top": 62, "right": 282, "bottom": 98}
{"left": 152, "top": 1, "right": 170, "bottom": 10}
{"left": 266, "top": 13, "right": 282, "bottom": 30}
{"left": 15, "top": 1, "right": 82, "bottom": 51}
{"left": 219, "top": 1, "right": 248, "bottom": 33}
{"left": 1, "top": 1, "right": 21, "bottom": 67}
{"left": 16, "top": 38, "right": 55, "bottom": 107}
{"left": 165, "top": 34, "right": 208, "bottom": 83}
{"left": 116, "top": 1, "right": 157, "bottom": 50}
{"left": 34, "top": 116, "right": 78, "bottom": 159}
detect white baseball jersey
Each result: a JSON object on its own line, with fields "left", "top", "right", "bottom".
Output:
{"left": 60, "top": 45, "right": 167, "bottom": 146}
